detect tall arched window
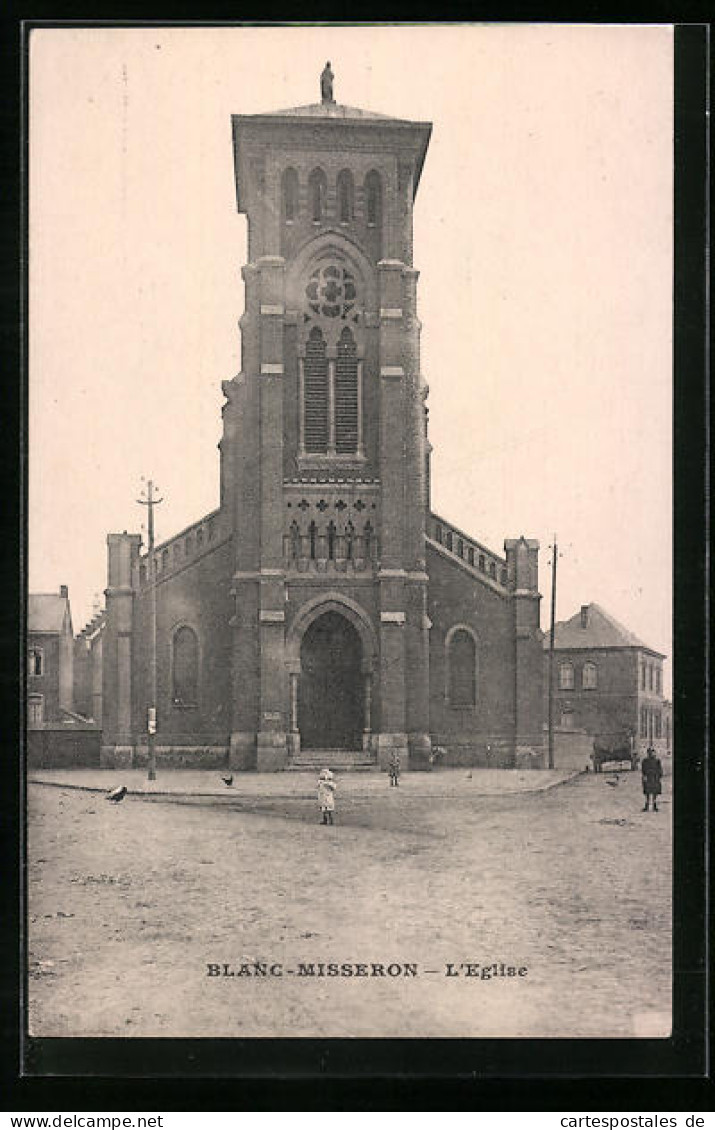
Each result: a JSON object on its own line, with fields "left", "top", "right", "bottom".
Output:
{"left": 337, "top": 169, "right": 354, "bottom": 222}
{"left": 365, "top": 170, "right": 382, "bottom": 226}
{"left": 559, "top": 662, "right": 574, "bottom": 690}
{"left": 582, "top": 662, "right": 598, "bottom": 689}
{"left": 172, "top": 626, "right": 199, "bottom": 706}
{"left": 447, "top": 628, "right": 477, "bottom": 707}
{"left": 304, "top": 327, "right": 328, "bottom": 453}
{"left": 282, "top": 167, "right": 299, "bottom": 222}
{"left": 28, "top": 648, "right": 43, "bottom": 677}
{"left": 309, "top": 168, "right": 327, "bottom": 223}
{"left": 335, "top": 327, "right": 358, "bottom": 453}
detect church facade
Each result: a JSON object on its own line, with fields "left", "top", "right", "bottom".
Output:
{"left": 100, "top": 78, "right": 545, "bottom": 772}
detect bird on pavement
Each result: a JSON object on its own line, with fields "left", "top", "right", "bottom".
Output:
{"left": 605, "top": 777, "right": 620, "bottom": 788}
{"left": 221, "top": 775, "right": 234, "bottom": 787}
{"left": 106, "top": 785, "right": 127, "bottom": 803}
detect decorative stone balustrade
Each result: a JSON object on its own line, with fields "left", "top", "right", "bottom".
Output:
{"left": 136, "top": 509, "right": 226, "bottom": 587}
{"left": 429, "top": 513, "right": 510, "bottom": 590}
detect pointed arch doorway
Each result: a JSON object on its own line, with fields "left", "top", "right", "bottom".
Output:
{"left": 298, "top": 611, "right": 363, "bottom": 750}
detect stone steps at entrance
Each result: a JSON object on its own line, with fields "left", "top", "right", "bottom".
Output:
{"left": 289, "top": 749, "right": 378, "bottom": 772}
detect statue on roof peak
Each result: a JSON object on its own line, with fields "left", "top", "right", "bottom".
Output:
{"left": 321, "top": 61, "right": 335, "bottom": 104}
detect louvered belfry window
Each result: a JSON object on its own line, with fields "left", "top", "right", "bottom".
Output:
{"left": 304, "top": 327, "right": 329, "bottom": 453}
{"left": 335, "top": 327, "right": 358, "bottom": 454}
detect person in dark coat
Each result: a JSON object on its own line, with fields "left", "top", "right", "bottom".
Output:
{"left": 641, "top": 746, "right": 663, "bottom": 812}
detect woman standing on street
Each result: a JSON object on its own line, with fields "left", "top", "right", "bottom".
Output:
{"left": 641, "top": 746, "right": 663, "bottom": 812}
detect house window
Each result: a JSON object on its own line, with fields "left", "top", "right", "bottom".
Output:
{"left": 641, "top": 663, "right": 646, "bottom": 691}
{"left": 467, "top": 547, "right": 475, "bottom": 566}
{"left": 309, "top": 168, "right": 327, "bottom": 223}
{"left": 560, "top": 709, "right": 575, "bottom": 729}
{"left": 656, "top": 667, "right": 661, "bottom": 695}
{"left": 655, "top": 711, "right": 662, "bottom": 739}
{"left": 640, "top": 706, "right": 647, "bottom": 738}
{"left": 282, "top": 167, "right": 299, "bottom": 222}
{"left": 172, "top": 626, "right": 199, "bottom": 707}
{"left": 648, "top": 663, "right": 654, "bottom": 691}
{"left": 337, "top": 169, "right": 354, "bottom": 222}
{"left": 447, "top": 628, "right": 477, "bottom": 707}
{"left": 559, "top": 662, "right": 574, "bottom": 690}
{"left": 365, "top": 170, "right": 382, "bottom": 226}
{"left": 28, "top": 648, "right": 43, "bottom": 677}
{"left": 28, "top": 694, "right": 44, "bottom": 725}
{"left": 582, "top": 662, "right": 598, "bottom": 690}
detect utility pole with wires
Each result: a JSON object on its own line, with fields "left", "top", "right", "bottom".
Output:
{"left": 137, "top": 478, "right": 163, "bottom": 781}
{"left": 547, "top": 533, "right": 562, "bottom": 771}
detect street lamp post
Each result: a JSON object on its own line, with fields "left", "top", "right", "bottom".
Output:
{"left": 137, "top": 479, "right": 163, "bottom": 781}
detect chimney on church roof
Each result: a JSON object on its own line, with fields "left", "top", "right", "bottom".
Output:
{"left": 60, "top": 584, "right": 68, "bottom": 599}
{"left": 580, "top": 604, "right": 590, "bottom": 629}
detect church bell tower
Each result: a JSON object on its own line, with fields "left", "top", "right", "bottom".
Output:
{"left": 222, "top": 68, "right": 433, "bottom": 770}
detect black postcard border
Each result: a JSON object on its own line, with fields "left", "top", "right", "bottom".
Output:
{"left": 2, "top": 15, "right": 709, "bottom": 1107}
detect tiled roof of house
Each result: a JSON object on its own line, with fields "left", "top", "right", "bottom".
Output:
{"left": 28, "top": 593, "right": 71, "bottom": 634}
{"left": 543, "top": 602, "right": 664, "bottom": 656}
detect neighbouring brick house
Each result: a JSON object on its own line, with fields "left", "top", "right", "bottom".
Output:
{"left": 544, "top": 603, "right": 668, "bottom": 755}
{"left": 27, "top": 586, "right": 74, "bottom": 726}
{"left": 100, "top": 72, "right": 545, "bottom": 772}
{"left": 74, "top": 609, "right": 106, "bottom": 724}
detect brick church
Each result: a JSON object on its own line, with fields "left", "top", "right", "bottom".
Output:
{"left": 101, "top": 68, "right": 545, "bottom": 772}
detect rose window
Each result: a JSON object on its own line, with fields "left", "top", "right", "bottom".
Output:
{"left": 305, "top": 264, "right": 359, "bottom": 320}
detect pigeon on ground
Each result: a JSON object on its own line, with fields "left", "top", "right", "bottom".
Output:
{"left": 605, "top": 778, "right": 620, "bottom": 788}
{"left": 221, "top": 775, "right": 234, "bottom": 787}
{"left": 106, "top": 785, "right": 127, "bottom": 803}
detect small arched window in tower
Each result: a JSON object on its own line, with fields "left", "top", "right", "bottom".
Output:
{"left": 445, "top": 531, "right": 453, "bottom": 552}
{"left": 365, "top": 170, "right": 382, "bottom": 227}
{"left": 327, "top": 520, "right": 337, "bottom": 560}
{"left": 28, "top": 648, "right": 43, "bottom": 677}
{"left": 282, "top": 167, "right": 299, "bottom": 222}
{"left": 448, "top": 629, "right": 477, "bottom": 707}
{"left": 489, "top": 561, "right": 496, "bottom": 578}
{"left": 304, "top": 326, "right": 329, "bottom": 453}
{"left": 309, "top": 520, "right": 317, "bottom": 561}
{"left": 467, "top": 547, "right": 475, "bottom": 566}
{"left": 337, "top": 169, "right": 354, "bottom": 223}
{"left": 345, "top": 520, "right": 355, "bottom": 560}
{"left": 457, "top": 538, "right": 464, "bottom": 558}
{"left": 139, "top": 564, "right": 147, "bottom": 586}
{"left": 478, "top": 554, "right": 485, "bottom": 572}
{"left": 172, "top": 626, "right": 199, "bottom": 707}
{"left": 435, "top": 523, "right": 443, "bottom": 544}
{"left": 161, "top": 549, "right": 169, "bottom": 571}
{"left": 309, "top": 168, "right": 327, "bottom": 223}
{"left": 335, "top": 327, "right": 358, "bottom": 454}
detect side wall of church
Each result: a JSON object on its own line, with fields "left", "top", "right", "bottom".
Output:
{"left": 131, "top": 539, "right": 234, "bottom": 766}
{"left": 427, "top": 545, "right": 516, "bottom": 766}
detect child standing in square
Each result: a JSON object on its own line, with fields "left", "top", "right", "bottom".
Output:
{"left": 318, "top": 768, "right": 336, "bottom": 824}
{"left": 388, "top": 749, "right": 400, "bottom": 786}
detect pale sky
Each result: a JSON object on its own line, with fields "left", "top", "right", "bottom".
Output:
{"left": 29, "top": 25, "right": 674, "bottom": 689}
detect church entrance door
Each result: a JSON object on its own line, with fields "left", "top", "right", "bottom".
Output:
{"left": 299, "top": 611, "right": 363, "bottom": 750}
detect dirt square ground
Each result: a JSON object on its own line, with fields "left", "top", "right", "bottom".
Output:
{"left": 27, "top": 767, "right": 671, "bottom": 1038}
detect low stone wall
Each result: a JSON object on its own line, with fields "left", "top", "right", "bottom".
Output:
{"left": 100, "top": 744, "right": 230, "bottom": 770}
{"left": 27, "top": 726, "right": 101, "bottom": 769}
{"left": 429, "top": 737, "right": 516, "bottom": 770}
{"left": 550, "top": 729, "right": 594, "bottom": 770}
